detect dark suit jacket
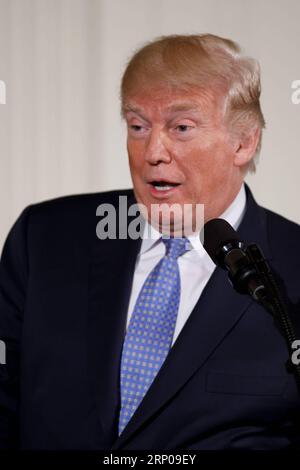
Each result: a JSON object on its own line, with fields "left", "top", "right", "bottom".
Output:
{"left": 0, "top": 186, "right": 300, "bottom": 450}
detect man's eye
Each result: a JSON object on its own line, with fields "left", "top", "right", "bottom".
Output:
{"left": 130, "top": 125, "right": 143, "bottom": 132}
{"left": 175, "top": 124, "right": 193, "bottom": 132}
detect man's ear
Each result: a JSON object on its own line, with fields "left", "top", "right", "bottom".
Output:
{"left": 233, "top": 127, "right": 260, "bottom": 167}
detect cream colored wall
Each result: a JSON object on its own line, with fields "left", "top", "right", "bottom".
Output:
{"left": 0, "top": 0, "right": 299, "bottom": 250}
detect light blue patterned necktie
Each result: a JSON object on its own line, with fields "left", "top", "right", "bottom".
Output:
{"left": 118, "top": 237, "right": 189, "bottom": 435}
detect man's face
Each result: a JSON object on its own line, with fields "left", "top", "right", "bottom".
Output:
{"left": 124, "top": 87, "right": 244, "bottom": 235}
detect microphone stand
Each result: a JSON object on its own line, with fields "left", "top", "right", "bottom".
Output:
{"left": 245, "top": 244, "right": 300, "bottom": 393}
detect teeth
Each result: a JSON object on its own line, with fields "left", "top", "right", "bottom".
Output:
{"left": 154, "top": 185, "right": 173, "bottom": 191}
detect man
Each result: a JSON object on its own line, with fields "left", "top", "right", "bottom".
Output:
{"left": 0, "top": 34, "right": 300, "bottom": 450}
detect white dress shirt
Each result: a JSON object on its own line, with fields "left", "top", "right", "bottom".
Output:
{"left": 126, "top": 184, "right": 247, "bottom": 346}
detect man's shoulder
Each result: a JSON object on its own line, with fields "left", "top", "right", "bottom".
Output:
{"left": 244, "top": 188, "right": 300, "bottom": 286}
{"left": 264, "top": 206, "right": 300, "bottom": 245}
{"left": 22, "top": 188, "right": 135, "bottom": 230}
{"left": 28, "top": 188, "right": 135, "bottom": 217}
{"left": 246, "top": 185, "right": 300, "bottom": 241}
{"left": 7, "top": 189, "right": 135, "bottom": 250}
{"left": 261, "top": 206, "right": 300, "bottom": 291}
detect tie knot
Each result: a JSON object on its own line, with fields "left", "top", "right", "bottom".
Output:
{"left": 162, "top": 237, "right": 190, "bottom": 259}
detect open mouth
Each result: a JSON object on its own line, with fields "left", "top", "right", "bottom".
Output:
{"left": 149, "top": 181, "right": 181, "bottom": 191}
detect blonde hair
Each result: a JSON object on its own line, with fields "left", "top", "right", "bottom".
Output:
{"left": 121, "top": 34, "right": 265, "bottom": 172}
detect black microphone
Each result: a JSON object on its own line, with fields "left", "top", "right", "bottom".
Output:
{"left": 201, "top": 218, "right": 266, "bottom": 300}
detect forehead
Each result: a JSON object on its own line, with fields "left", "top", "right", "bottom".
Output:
{"left": 122, "top": 87, "right": 224, "bottom": 119}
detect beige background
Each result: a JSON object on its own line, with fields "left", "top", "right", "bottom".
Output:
{"left": 0, "top": 0, "right": 299, "bottom": 250}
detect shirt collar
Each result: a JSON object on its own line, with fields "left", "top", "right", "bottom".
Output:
{"left": 140, "top": 184, "right": 247, "bottom": 257}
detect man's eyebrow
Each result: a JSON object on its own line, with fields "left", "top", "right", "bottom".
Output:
{"left": 122, "top": 105, "right": 150, "bottom": 123}
{"left": 122, "top": 102, "right": 200, "bottom": 116}
{"left": 122, "top": 104, "right": 144, "bottom": 115}
{"left": 166, "top": 102, "right": 200, "bottom": 113}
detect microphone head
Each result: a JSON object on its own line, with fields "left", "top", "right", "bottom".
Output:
{"left": 201, "top": 218, "right": 244, "bottom": 267}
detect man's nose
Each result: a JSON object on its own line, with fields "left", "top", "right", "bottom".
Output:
{"left": 144, "top": 129, "right": 171, "bottom": 165}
